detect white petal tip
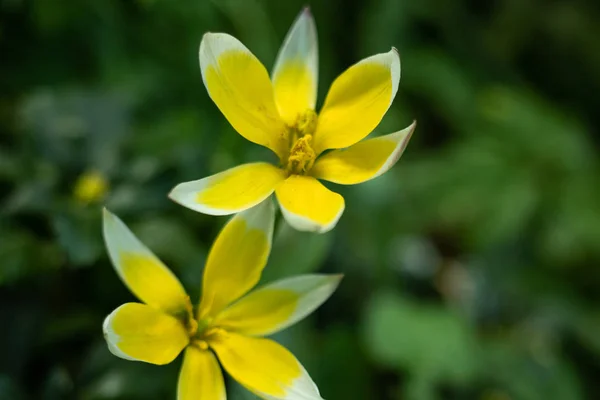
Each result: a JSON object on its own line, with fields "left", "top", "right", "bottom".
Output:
{"left": 361, "top": 48, "right": 401, "bottom": 103}
{"left": 102, "top": 313, "right": 111, "bottom": 335}
{"left": 201, "top": 32, "right": 221, "bottom": 42}
{"left": 302, "top": 5, "right": 312, "bottom": 15}
{"left": 167, "top": 183, "right": 237, "bottom": 216}
{"left": 102, "top": 208, "right": 122, "bottom": 239}
{"left": 102, "top": 311, "right": 136, "bottom": 362}
{"left": 405, "top": 120, "right": 417, "bottom": 137}
{"left": 389, "top": 48, "right": 401, "bottom": 72}
{"left": 390, "top": 47, "right": 401, "bottom": 63}
{"left": 376, "top": 121, "right": 417, "bottom": 176}
{"left": 238, "top": 198, "right": 276, "bottom": 235}
{"left": 280, "top": 202, "right": 345, "bottom": 234}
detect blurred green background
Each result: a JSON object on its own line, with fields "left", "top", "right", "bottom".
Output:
{"left": 2, "top": 0, "right": 600, "bottom": 399}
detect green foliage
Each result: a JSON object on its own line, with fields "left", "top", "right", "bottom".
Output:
{"left": 364, "top": 291, "right": 478, "bottom": 381}
{"left": 261, "top": 219, "right": 334, "bottom": 281}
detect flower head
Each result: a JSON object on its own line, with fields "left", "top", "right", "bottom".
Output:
{"left": 102, "top": 201, "right": 341, "bottom": 400}
{"left": 73, "top": 170, "right": 109, "bottom": 203}
{"left": 169, "top": 7, "right": 415, "bottom": 233}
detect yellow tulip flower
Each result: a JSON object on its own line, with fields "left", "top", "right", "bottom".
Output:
{"left": 102, "top": 201, "right": 341, "bottom": 400}
{"left": 169, "top": 7, "right": 415, "bottom": 233}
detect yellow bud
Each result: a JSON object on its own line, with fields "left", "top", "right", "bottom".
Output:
{"left": 73, "top": 170, "right": 109, "bottom": 203}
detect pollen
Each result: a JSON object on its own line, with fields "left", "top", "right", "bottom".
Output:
{"left": 286, "top": 135, "right": 316, "bottom": 175}
{"left": 285, "top": 109, "right": 318, "bottom": 175}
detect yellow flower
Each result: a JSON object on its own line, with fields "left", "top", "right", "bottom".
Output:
{"left": 102, "top": 201, "right": 341, "bottom": 400}
{"left": 169, "top": 8, "right": 415, "bottom": 233}
{"left": 73, "top": 170, "right": 108, "bottom": 203}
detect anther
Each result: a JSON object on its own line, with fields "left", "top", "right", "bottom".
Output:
{"left": 187, "top": 318, "right": 199, "bottom": 337}
{"left": 203, "top": 327, "right": 226, "bottom": 338}
{"left": 286, "top": 134, "right": 316, "bottom": 175}
{"left": 195, "top": 340, "right": 209, "bottom": 351}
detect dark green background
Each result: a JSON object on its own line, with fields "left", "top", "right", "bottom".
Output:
{"left": 2, "top": 0, "right": 600, "bottom": 399}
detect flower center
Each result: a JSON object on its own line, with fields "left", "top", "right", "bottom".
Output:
{"left": 285, "top": 109, "right": 318, "bottom": 175}
{"left": 177, "top": 300, "right": 228, "bottom": 351}
{"left": 173, "top": 297, "right": 200, "bottom": 338}
{"left": 190, "top": 325, "right": 226, "bottom": 350}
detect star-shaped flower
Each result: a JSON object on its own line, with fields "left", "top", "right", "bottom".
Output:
{"left": 102, "top": 201, "right": 340, "bottom": 399}
{"left": 170, "top": 7, "right": 415, "bottom": 233}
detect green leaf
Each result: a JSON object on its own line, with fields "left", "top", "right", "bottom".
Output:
{"left": 482, "top": 340, "right": 584, "bottom": 400}
{"left": 363, "top": 290, "right": 478, "bottom": 387}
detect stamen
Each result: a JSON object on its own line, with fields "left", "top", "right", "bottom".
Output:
{"left": 203, "top": 327, "right": 226, "bottom": 338}
{"left": 183, "top": 296, "right": 199, "bottom": 337}
{"left": 283, "top": 109, "right": 319, "bottom": 175}
{"left": 286, "top": 135, "right": 316, "bottom": 175}
{"left": 193, "top": 340, "right": 209, "bottom": 351}
{"left": 187, "top": 318, "right": 199, "bottom": 337}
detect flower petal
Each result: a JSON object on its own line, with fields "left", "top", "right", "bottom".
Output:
{"left": 313, "top": 48, "right": 401, "bottom": 153}
{"left": 169, "top": 163, "right": 286, "bottom": 216}
{"left": 275, "top": 175, "right": 344, "bottom": 233}
{"left": 103, "top": 303, "right": 189, "bottom": 365}
{"left": 311, "top": 121, "right": 415, "bottom": 184}
{"left": 272, "top": 7, "right": 318, "bottom": 125}
{"left": 177, "top": 347, "right": 226, "bottom": 400}
{"left": 198, "top": 200, "right": 275, "bottom": 319}
{"left": 103, "top": 209, "right": 189, "bottom": 315}
{"left": 210, "top": 332, "right": 323, "bottom": 400}
{"left": 214, "top": 274, "right": 342, "bottom": 337}
{"left": 200, "top": 32, "right": 287, "bottom": 158}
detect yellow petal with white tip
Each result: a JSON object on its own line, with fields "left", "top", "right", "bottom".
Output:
{"left": 215, "top": 274, "right": 343, "bottom": 337}
{"left": 102, "top": 209, "right": 190, "bottom": 315}
{"left": 103, "top": 303, "right": 189, "bottom": 365}
{"left": 210, "top": 332, "right": 323, "bottom": 400}
{"left": 312, "top": 121, "right": 415, "bottom": 184}
{"left": 275, "top": 175, "right": 345, "bottom": 233}
{"left": 177, "top": 346, "right": 226, "bottom": 400}
{"left": 272, "top": 7, "right": 318, "bottom": 125}
{"left": 313, "top": 49, "right": 401, "bottom": 153}
{"left": 200, "top": 32, "right": 287, "bottom": 158}
{"left": 198, "top": 200, "right": 275, "bottom": 319}
{"left": 169, "top": 163, "right": 286, "bottom": 216}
